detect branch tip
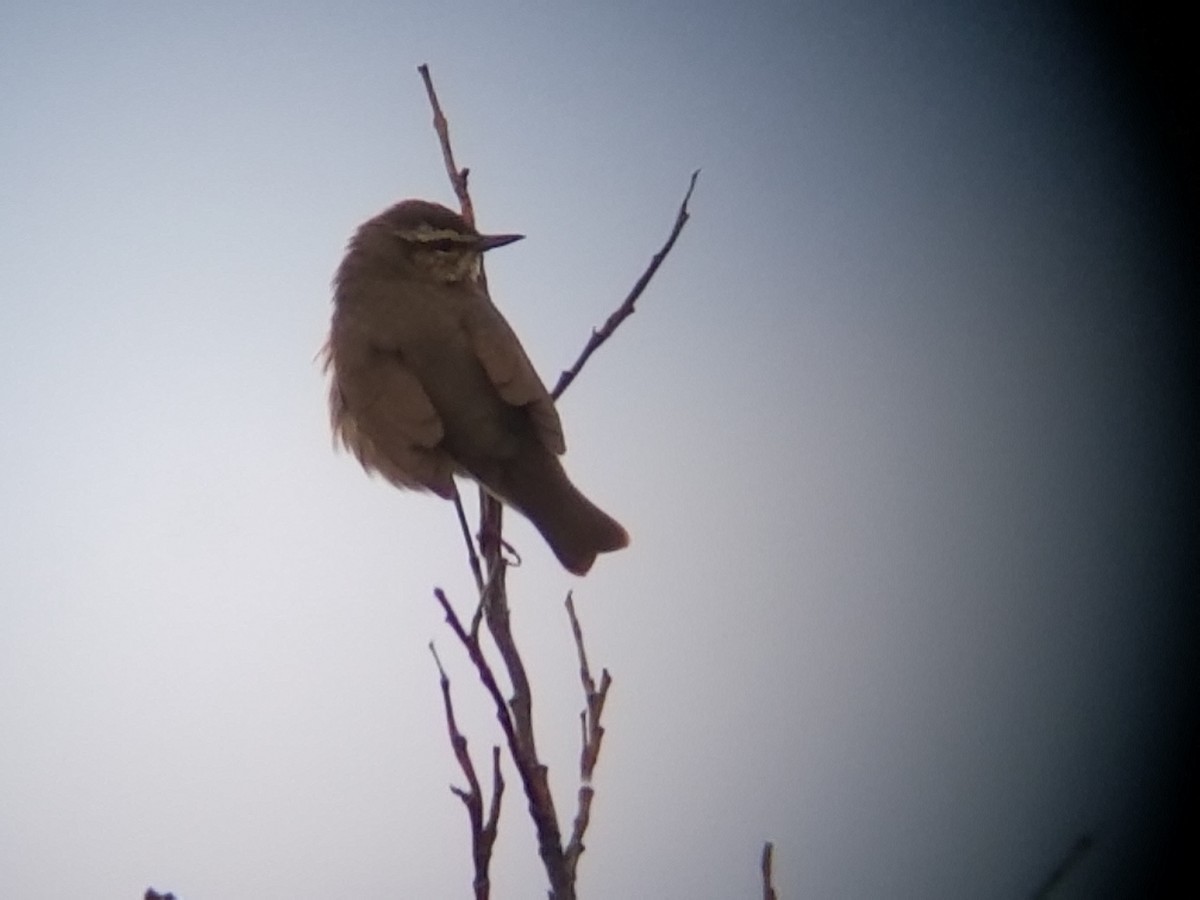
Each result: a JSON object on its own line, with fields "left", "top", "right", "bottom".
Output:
{"left": 551, "top": 170, "right": 700, "bottom": 399}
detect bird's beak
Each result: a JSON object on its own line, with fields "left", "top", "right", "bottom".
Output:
{"left": 477, "top": 232, "right": 525, "bottom": 251}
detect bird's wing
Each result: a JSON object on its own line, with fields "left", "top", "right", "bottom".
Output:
{"left": 331, "top": 344, "right": 456, "bottom": 497}
{"left": 465, "top": 300, "right": 566, "bottom": 455}
{"left": 361, "top": 352, "right": 445, "bottom": 448}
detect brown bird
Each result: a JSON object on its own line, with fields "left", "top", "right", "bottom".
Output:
{"left": 323, "top": 199, "right": 629, "bottom": 575}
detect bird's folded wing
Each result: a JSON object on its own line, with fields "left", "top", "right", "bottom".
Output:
{"left": 465, "top": 302, "right": 566, "bottom": 455}
{"left": 362, "top": 355, "right": 445, "bottom": 448}
{"left": 334, "top": 354, "right": 456, "bottom": 496}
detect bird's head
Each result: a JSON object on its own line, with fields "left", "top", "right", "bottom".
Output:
{"left": 354, "top": 199, "right": 524, "bottom": 284}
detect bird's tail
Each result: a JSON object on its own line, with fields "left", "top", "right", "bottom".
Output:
{"left": 536, "top": 479, "right": 629, "bottom": 576}
{"left": 491, "top": 451, "right": 629, "bottom": 576}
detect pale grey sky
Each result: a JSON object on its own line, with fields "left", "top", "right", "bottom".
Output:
{"left": 1, "top": 2, "right": 1194, "bottom": 898}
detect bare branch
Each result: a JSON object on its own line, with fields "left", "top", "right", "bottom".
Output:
{"left": 419, "top": 65, "right": 573, "bottom": 898}
{"left": 451, "top": 484, "right": 485, "bottom": 598}
{"left": 485, "top": 745, "right": 504, "bottom": 845}
{"left": 480, "top": 585, "right": 568, "bottom": 892}
{"left": 417, "top": 63, "right": 475, "bottom": 227}
{"left": 433, "top": 590, "right": 520, "bottom": 757}
{"left": 419, "top": 62, "right": 494, "bottom": 627}
{"left": 761, "top": 842, "right": 777, "bottom": 900}
{"left": 551, "top": 169, "right": 700, "bottom": 400}
{"left": 433, "top": 588, "right": 572, "bottom": 897}
{"left": 477, "top": 482, "right": 507, "bottom": 595}
{"left": 420, "top": 62, "right": 509, "bottom": 651}
{"left": 429, "top": 641, "right": 501, "bottom": 899}
{"left": 563, "top": 594, "right": 612, "bottom": 881}
{"left": 1030, "top": 833, "right": 1094, "bottom": 899}
{"left": 417, "top": 65, "right": 693, "bottom": 900}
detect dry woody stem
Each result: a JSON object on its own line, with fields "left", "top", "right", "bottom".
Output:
{"left": 563, "top": 592, "right": 611, "bottom": 881}
{"left": 418, "top": 61, "right": 695, "bottom": 899}
{"left": 761, "top": 842, "right": 778, "bottom": 900}
{"left": 552, "top": 168, "right": 700, "bottom": 400}
{"left": 430, "top": 641, "right": 504, "bottom": 900}
{"left": 418, "top": 63, "right": 475, "bottom": 227}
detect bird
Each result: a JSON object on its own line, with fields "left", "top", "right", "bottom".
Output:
{"left": 323, "top": 199, "right": 629, "bottom": 575}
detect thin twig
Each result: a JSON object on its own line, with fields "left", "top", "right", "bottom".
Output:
{"left": 430, "top": 641, "right": 500, "bottom": 899}
{"left": 486, "top": 746, "right": 504, "bottom": 853}
{"left": 417, "top": 63, "right": 474, "bottom": 226}
{"left": 433, "top": 590, "right": 520, "bottom": 759}
{"left": 566, "top": 593, "right": 610, "bottom": 783}
{"left": 761, "top": 842, "right": 777, "bottom": 900}
{"left": 563, "top": 593, "right": 611, "bottom": 881}
{"left": 1030, "top": 833, "right": 1094, "bottom": 899}
{"left": 451, "top": 485, "right": 485, "bottom": 598}
{"left": 477, "top": 479, "right": 507, "bottom": 612}
{"left": 551, "top": 169, "right": 700, "bottom": 400}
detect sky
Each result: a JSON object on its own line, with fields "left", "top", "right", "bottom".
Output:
{"left": 1, "top": 2, "right": 1195, "bottom": 898}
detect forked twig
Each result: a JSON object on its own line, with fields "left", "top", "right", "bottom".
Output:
{"left": 429, "top": 641, "right": 503, "bottom": 899}
{"left": 432, "top": 590, "right": 520, "bottom": 760}
{"left": 563, "top": 593, "right": 612, "bottom": 880}
{"left": 434, "top": 586, "right": 570, "bottom": 896}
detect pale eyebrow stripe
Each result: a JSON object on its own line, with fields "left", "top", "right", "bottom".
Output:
{"left": 398, "top": 226, "right": 477, "bottom": 243}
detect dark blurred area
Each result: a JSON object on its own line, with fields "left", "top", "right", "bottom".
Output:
{"left": 1075, "top": 3, "right": 1198, "bottom": 894}
{"left": 1082, "top": 4, "right": 1197, "bottom": 221}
